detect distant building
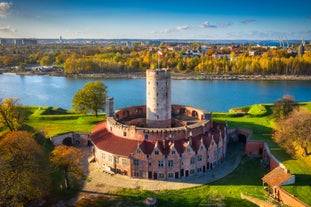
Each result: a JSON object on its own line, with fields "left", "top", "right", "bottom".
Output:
{"left": 0, "top": 38, "right": 37, "bottom": 46}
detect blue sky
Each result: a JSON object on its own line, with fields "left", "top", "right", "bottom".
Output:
{"left": 0, "top": 0, "right": 311, "bottom": 40}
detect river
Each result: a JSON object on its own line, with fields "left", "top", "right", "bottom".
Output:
{"left": 0, "top": 73, "right": 310, "bottom": 112}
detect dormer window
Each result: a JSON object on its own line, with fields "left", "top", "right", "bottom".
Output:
{"left": 155, "top": 150, "right": 159, "bottom": 155}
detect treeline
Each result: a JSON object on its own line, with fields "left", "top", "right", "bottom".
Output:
{"left": 1, "top": 43, "right": 311, "bottom": 75}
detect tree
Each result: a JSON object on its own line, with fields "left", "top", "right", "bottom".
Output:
{"left": 272, "top": 95, "right": 298, "bottom": 120}
{"left": 72, "top": 81, "right": 107, "bottom": 116}
{"left": 50, "top": 145, "right": 83, "bottom": 190}
{"left": 0, "top": 131, "right": 49, "bottom": 206}
{"left": 273, "top": 109, "right": 311, "bottom": 157}
{"left": 0, "top": 98, "right": 25, "bottom": 131}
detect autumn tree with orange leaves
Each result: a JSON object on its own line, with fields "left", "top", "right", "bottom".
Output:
{"left": 273, "top": 108, "right": 311, "bottom": 157}
{"left": 0, "top": 131, "right": 49, "bottom": 206}
{"left": 50, "top": 145, "right": 84, "bottom": 190}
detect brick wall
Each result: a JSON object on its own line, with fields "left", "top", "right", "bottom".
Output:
{"left": 245, "top": 140, "right": 265, "bottom": 156}
{"left": 276, "top": 187, "right": 309, "bottom": 207}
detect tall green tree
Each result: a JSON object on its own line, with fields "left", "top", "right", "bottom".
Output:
{"left": 0, "top": 131, "right": 49, "bottom": 206}
{"left": 50, "top": 145, "right": 83, "bottom": 190}
{"left": 72, "top": 81, "right": 107, "bottom": 116}
{"left": 0, "top": 98, "right": 25, "bottom": 131}
{"left": 272, "top": 95, "right": 298, "bottom": 120}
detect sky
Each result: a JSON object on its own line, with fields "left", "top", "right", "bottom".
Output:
{"left": 0, "top": 0, "right": 311, "bottom": 40}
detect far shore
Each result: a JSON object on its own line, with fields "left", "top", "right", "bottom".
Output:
{"left": 3, "top": 70, "right": 311, "bottom": 81}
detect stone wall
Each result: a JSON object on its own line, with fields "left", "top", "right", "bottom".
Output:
{"left": 50, "top": 132, "right": 89, "bottom": 146}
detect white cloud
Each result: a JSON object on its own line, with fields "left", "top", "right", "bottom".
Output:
{"left": 200, "top": 21, "right": 217, "bottom": 28}
{"left": 160, "top": 28, "right": 173, "bottom": 34}
{"left": 176, "top": 25, "right": 189, "bottom": 31}
{"left": 218, "top": 22, "right": 233, "bottom": 28}
{"left": 0, "top": 25, "right": 16, "bottom": 32}
{"left": 0, "top": 2, "right": 11, "bottom": 18}
{"left": 0, "top": 25, "right": 16, "bottom": 36}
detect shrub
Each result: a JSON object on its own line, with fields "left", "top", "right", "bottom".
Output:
{"left": 248, "top": 104, "right": 267, "bottom": 116}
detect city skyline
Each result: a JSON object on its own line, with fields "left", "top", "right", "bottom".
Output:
{"left": 0, "top": 0, "right": 311, "bottom": 40}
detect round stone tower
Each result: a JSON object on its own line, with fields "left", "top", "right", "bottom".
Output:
{"left": 146, "top": 69, "right": 171, "bottom": 128}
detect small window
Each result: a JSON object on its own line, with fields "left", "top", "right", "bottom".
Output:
{"left": 171, "top": 150, "right": 176, "bottom": 155}
{"left": 134, "top": 159, "right": 139, "bottom": 166}
{"left": 134, "top": 171, "right": 139, "bottom": 177}
{"left": 136, "top": 149, "right": 141, "bottom": 154}
{"left": 155, "top": 150, "right": 159, "bottom": 155}
{"left": 197, "top": 155, "right": 202, "bottom": 162}
{"left": 144, "top": 134, "right": 149, "bottom": 140}
{"left": 108, "top": 155, "right": 112, "bottom": 162}
{"left": 168, "top": 173, "right": 174, "bottom": 178}
{"left": 122, "top": 158, "right": 127, "bottom": 166}
{"left": 190, "top": 157, "right": 195, "bottom": 164}
{"left": 159, "top": 173, "right": 164, "bottom": 178}
{"left": 168, "top": 160, "right": 174, "bottom": 167}
{"left": 123, "top": 132, "right": 127, "bottom": 136}
{"left": 158, "top": 160, "right": 164, "bottom": 167}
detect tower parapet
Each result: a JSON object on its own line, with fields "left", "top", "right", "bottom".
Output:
{"left": 105, "top": 97, "right": 114, "bottom": 117}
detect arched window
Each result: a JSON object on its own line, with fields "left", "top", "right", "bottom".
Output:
{"left": 192, "top": 110, "right": 198, "bottom": 118}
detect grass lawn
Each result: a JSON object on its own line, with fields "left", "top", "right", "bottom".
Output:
{"left": 9, "top": 103, "right": 310, "bottom": 206}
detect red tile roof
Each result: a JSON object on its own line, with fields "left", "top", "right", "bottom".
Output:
{"left": 262, "top": 166, "right": 293, "bottom": 187}
{"left": 90, "top": 122, "right": 139, "bottom": 157}
{"left": 157, "top": 140, "right": 173, "bottom": 155}
{"left": 173, "top": 139, "right": 188, "bottom": 154}
{"left": 139, "top": 140, "right": 155, "bottom": 155}
{"left": 190, "top": 136, "right": 202, "bottom": 151}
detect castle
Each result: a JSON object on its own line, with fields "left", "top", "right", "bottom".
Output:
{"left": 90, "top": 69, "right": 228, "bottom": 180}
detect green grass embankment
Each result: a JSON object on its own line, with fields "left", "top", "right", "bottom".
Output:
{"left": 23, "top": 106, "right": 105, "bottom": 137}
